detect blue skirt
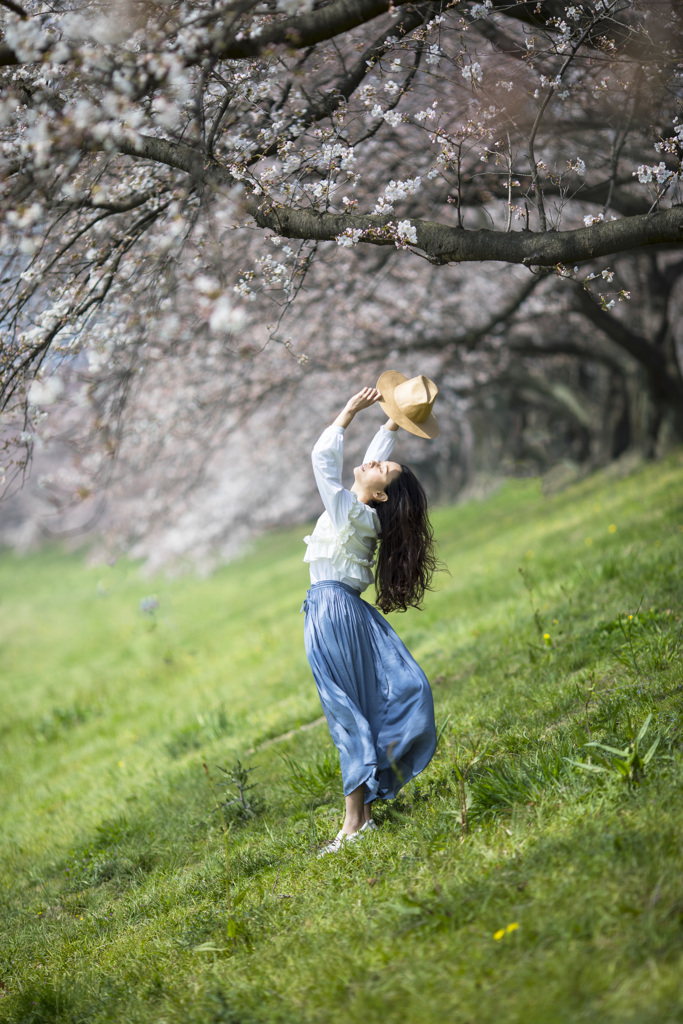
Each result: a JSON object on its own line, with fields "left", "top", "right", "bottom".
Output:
{"left": 302, "top": 580, "right": 437, "bottom": 802}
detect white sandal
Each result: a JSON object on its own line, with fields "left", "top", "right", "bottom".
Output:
{"left": 317, "top": 819, "right": 378, "bottom": 857}
{"left": 317, "top": 830, "right": 347, "bottom": 857}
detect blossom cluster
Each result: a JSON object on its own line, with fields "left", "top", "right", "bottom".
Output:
{"left": 461, "top": 61, "right": 483, "bottom": 84}
{"left": 634, "top": 162, "right": 675, "bottom": 185}
{"left": 394, "top": 220, "right": 418, "bottom": 247}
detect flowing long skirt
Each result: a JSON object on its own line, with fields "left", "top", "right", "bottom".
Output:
{"left": 302, "top": 580, "right": 437, "bottom": 802}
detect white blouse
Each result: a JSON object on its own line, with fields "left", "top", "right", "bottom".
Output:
{"left": 303, "top": 424, "right": 397, "bottom": 592}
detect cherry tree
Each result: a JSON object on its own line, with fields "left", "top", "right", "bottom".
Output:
{"left": 1, "top": 0, "right": 682, "bottom": 559}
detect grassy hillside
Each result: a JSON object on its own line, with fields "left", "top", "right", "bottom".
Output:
{"left": 1, "top": 452, "right": 682, "bottom": 1024}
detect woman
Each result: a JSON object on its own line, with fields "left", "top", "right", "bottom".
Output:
{"left": 302, "top": 377, "right": 441, "bottom": 856}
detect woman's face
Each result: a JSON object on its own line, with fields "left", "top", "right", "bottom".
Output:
{"left": 353, "top": 459, "right": 402, "bottom": 501}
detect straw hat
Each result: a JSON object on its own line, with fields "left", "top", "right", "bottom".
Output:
{"left": 376, "top": 371, "right": 440, "bottom": 439}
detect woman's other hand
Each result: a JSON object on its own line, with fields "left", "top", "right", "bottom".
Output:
{"left": 346, "top": 387, "right": 381, "bottom": 413}
{"left": 333, "top": 387, "right": 381, "bottom": 428}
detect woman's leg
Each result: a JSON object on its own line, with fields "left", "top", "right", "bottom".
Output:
{"left": 342, "top": 785, "right": 366, "bottom": 835}
{"left": 364, "top": 800, "right": 374, "bottom": 823}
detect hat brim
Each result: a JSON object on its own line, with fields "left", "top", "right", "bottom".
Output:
{"left": 376, "top": 370, "right": 440, "bottom": 439}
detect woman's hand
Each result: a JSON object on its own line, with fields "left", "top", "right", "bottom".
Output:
{"left": 333, "top": 387, "right": 381, "bottom": 428}
{"left": 346, "top": 387, "right": 381, "bottom": 414}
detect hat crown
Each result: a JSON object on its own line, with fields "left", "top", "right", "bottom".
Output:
{"left": 376, "top": 369, "right": 440, "bottom": 438}
{"left": 393, "top": 375, "right": 438, "bottom": 424}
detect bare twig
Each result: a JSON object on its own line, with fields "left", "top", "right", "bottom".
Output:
{"left": 203, "top": 763, "right": 234, "bottom": 928}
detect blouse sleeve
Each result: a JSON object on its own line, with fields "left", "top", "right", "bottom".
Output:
{"left": 311, "top": 425, "right": 355, "bottom": 533}
{"left": 363, "top": 425, "right": 397, "bottom": 465}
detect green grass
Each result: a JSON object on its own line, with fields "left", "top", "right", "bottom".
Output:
{"left": 1, "top": 451, "right": 682, "bottom": 1024}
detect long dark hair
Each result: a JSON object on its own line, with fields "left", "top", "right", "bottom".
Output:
{"left": 369, "top": 465, "right": 441, "bottom": 614}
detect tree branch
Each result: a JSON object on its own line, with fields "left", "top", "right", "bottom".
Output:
{"left": 294, "top": 4, "right": 427, "bottom": 123}
{"left": 453, "top": 273, "right": 546, "bottom": 349}
{"left": 509, "top": 337, "right": 624, "bottom": 373}
{"left": 495, "top": 367, "right": 598, "bottom": 429}
{"left": 0, "top": 0, "right": 27, "bottom": 17}
{"left": 487, "top": 0, "right": 671, "bottom": 62}
{"left": 248, "top": 201, "right": 683, "bottom": 268}
{"left": 0, "top": 0, "right": 424, "bottom": 68}
{"left": 208, "top": 0, "right": 422, "bottom": 60}
{"left": 246, "top": 3, "right": 428, "bottom": 165}
{"left": 572, "top": 285, "right": 682, "bottom": 401}
{"left": 107, "top": 132, "right": 683, "bottom": 271}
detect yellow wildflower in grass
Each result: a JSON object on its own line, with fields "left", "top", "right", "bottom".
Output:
{"left": 543, "top": 633, "right": 552, "bottom": 646}
{"left": 608, "top": 524, "right": 617, "bottom": 533}
{"left": 494, "top": 929, "right": 505, "bottom": 941}
{"left": 506, "top": 922, "right": 519, "bottom": 933}
{"left": 494, "top": 922, "right": 520, "bottom": 940}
